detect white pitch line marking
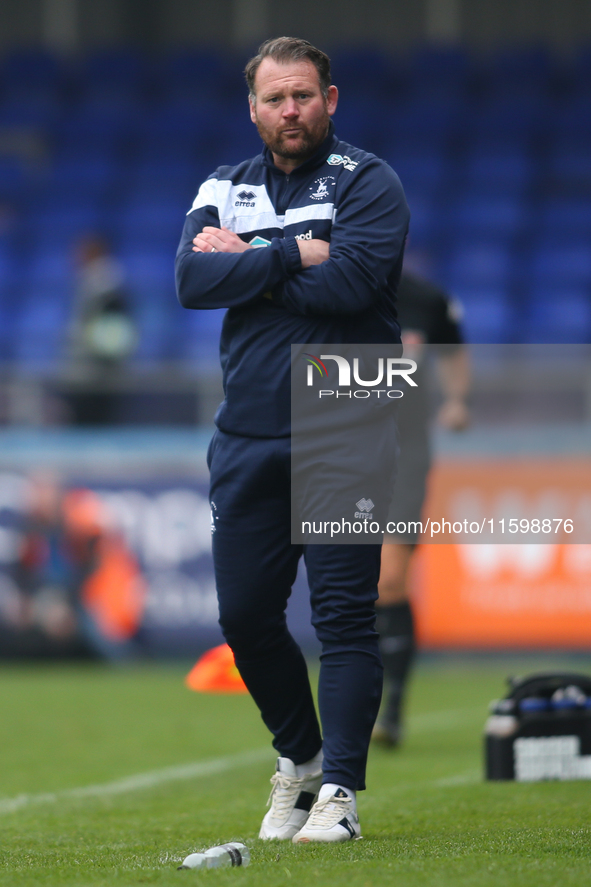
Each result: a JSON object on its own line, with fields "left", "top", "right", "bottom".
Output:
{"left": 434, "top": 769, "right": 481, "bottom": 787}
{"left": 0, "top": 746, "right": 270, "bottom": 816}
{"left": 0, "top": 708, "right": 484, "bottom": 816}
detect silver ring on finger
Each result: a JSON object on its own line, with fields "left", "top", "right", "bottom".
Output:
{"left": 211, "top": 247, "right": 216, "bottom": 252}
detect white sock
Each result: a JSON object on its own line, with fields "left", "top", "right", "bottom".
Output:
{"left": 319, "top": 783, "right": 357, "bottom": 809}
{"left": 294, "top": 748, "right": 323, "bottom": 778}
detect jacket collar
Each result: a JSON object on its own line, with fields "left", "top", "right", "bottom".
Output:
{"left": 261, "top": 121, "right": 339, "bottom": 175}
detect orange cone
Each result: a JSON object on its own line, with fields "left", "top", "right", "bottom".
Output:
{"left": 185, "top": 643, "right": 248, "bottom": 694}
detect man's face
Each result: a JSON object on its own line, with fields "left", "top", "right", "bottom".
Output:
{"left": 249, "top": 58, "right": 338, "bottom": 166}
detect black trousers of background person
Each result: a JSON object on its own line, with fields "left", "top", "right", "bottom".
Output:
{"left": 208, "top": 429, "right": 383, "bottom": 792}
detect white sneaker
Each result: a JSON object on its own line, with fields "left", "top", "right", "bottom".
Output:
{"left": 258, "top": 757, "right": 323, "bottom": 840}
{"left": 292, "top": 788, "right": 361, "bottom": 843}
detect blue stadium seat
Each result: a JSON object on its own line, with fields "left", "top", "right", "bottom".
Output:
{"left": 332, "top": 95, "right": 390, "bottom": 156}
{"left": 132, "top": 302, "right": 180, "bottom": 361}
{"left": 524, "top": 288, "right": 591, "bottom": 343}
{"left": 0, "top": 157, "right": 40, "bottom": 202}
{"left": 529, "top": 242, "right": 591, "bottom": 287}
{"left": 141, "top": 97, "right": 218, "bottom": 141}
{"left": 386, "top": 149, "right": 449, "bottom": 194}
{"left": 56, "top": 99, "right": 145, "bottom": 151}
{"left": 451, "top": 195, "right": 528, "bottom": 239}
{"left": 46, "top": 155, "right": 122, "bottom": 198}
{"left": 134, "top": 132, "right": 207, "bottom": 164}
{"left": 120, "top": 248, "right": 175, "bottom": 294}
{"left": 472, "top": 95, "right": 547, "bottom": 140}
{"left": 25, "top": 202, "right": 107, "bottom": 248}
{"left": 463, "top": 149, "right": 534, "bottom": 193}
{"left": 213, "top": 100, "right": 263, "bottom": 164}
{"left": 115, "top": 228, "right": 182, "bottom": 256}
{"left": 114, "top": 198, "right": 187, "bottom": 245}
{"left": 12, "top": 293, "right": 70, "bottom": 367}
{"left": 546, "top": 141, "right": 591, "bottom": 188}
{"left": 536, "top": 198, "right": 591, "bottom": 238}
{"left": 119, "top": 249, "right": 179, "bottom": 361}
{"left": 449, "top": 287, "right": 515, "bottom": 343}
{"left": 137, "top": 97, "right": 238, "bottom": 166}
{"left": 126, "top": 158, "right": 203, "bottom": 203}
{"left": 75, "top": 92, "right": 149, "bottom": 131}
{"left": 330, "top": 48, "right": 401, "bottom": 100}
{"left": 444, "top": 242, "right": 515, "bottom": 289}
{"left": 1, "top": 48, "right": 66, "bottom": 93}
{"left": 22, "top": 246, "right": 74, "bottom": 286}
{"left": 0, "top": 298, "right": 19, "bottom": 362}
{"left": 404, "top": 194, "right": 442, "bottom": 247}
{"left": 466, "top": 129, "right": 532, "bottom": 152}
{"left": 478, "top": 45, "right": 554, "bottom": 97}
{"left": 554, "top": 95, "right": 591, "bottom": 138}
{"left": 181, "top": 308, "right": 226, "bottom": 365}
{"left": 79, "top": 48, "right": 151, "bottom": 101}
{"left": 158, "top": 48, "right": 239, "bottom": 102}
{"left": 0, "top": 92, "right": 63, "bottom": 129}
{"left": 410, "top": 45, "right": 470, "bottom": 96}
{"left": 569, "top": 44, "right": 591, "bottom": 97}
{"left": 0, "top": 244, "right": 18, "bottom": 294}
{"left": 384, "top": 97, "right": 460, "bottom": 145}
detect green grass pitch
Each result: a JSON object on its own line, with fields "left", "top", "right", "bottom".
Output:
{"left": 1, "top": 656, "right": 591, "bottom": 886}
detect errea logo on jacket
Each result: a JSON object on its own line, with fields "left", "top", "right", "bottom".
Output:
{"left": 235, "top": 190, "right": 256, "bottom": 207}
{"left": 189, "top": 180, "right": 285, "bottom": 234}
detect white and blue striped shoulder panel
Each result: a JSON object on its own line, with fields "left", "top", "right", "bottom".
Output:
{"left": 188, "top": 177, "right": 335, "bottom": 234}
{"left": 188, "top": 179, "right": 281, "bottom": 232}
{"left": 188, "top": 178, "right": 218, "bottom": 214}
{"left": 284, "top": 204, "right": 336, "bottom": 227}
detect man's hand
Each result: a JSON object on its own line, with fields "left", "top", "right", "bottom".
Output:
{"left": 297, "top": 239, "right": 330, "bottom": 269}
{"left": 437, "top": 398, "right": 470, "bottom": 431}
{"left": 193, "top": 226, "right": 252, "bottom": 253}
{"left": 436, "top": 348, "right": 470, "bottom": 431}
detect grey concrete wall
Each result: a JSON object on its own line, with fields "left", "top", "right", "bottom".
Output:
{"left": 0, "top": 0, "right": 42, "bottom": 49}
{"left": 462, "top": 0, "right": 591, "bottom": 52}
{"left": 0, "top": 0, "right": 590, "bottom": 53}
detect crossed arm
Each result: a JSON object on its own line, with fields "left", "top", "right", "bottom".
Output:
{"left": 178, "top": 162, "right": 409, "bottom": 314}
{"left": 192, "top": 226, "right": 330, "bottom": 269}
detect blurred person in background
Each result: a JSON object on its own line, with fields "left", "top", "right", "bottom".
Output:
{"left": 373, "top": 263, "right": 470, "bottom": 747}
{"left": 1, "top": 473, "right": 145, "bottom": 659}
{"left": 67, "top": 235, "right": 138, "bottom": 424}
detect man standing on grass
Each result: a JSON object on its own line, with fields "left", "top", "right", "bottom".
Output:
{"left": 176, "top": 37, "right": 409, "bottom": 843}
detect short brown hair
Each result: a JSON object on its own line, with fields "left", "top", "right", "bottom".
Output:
{"left": 245, "top": 37, "right": 331, "bottom": 101}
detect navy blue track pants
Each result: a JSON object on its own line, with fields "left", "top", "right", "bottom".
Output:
{"left": 208, "top": 429, "right": 383, "bottom": 792}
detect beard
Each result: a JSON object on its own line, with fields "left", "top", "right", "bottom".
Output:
{"left": 255, "top": 111, "right": 330, "bottom": 161}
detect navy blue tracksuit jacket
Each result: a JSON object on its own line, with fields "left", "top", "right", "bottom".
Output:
{"left": 176, "top": 123, "right": 409, "bottom": 437}
{"left": 175, "top": 122, "right": 410, "bottom": 792}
